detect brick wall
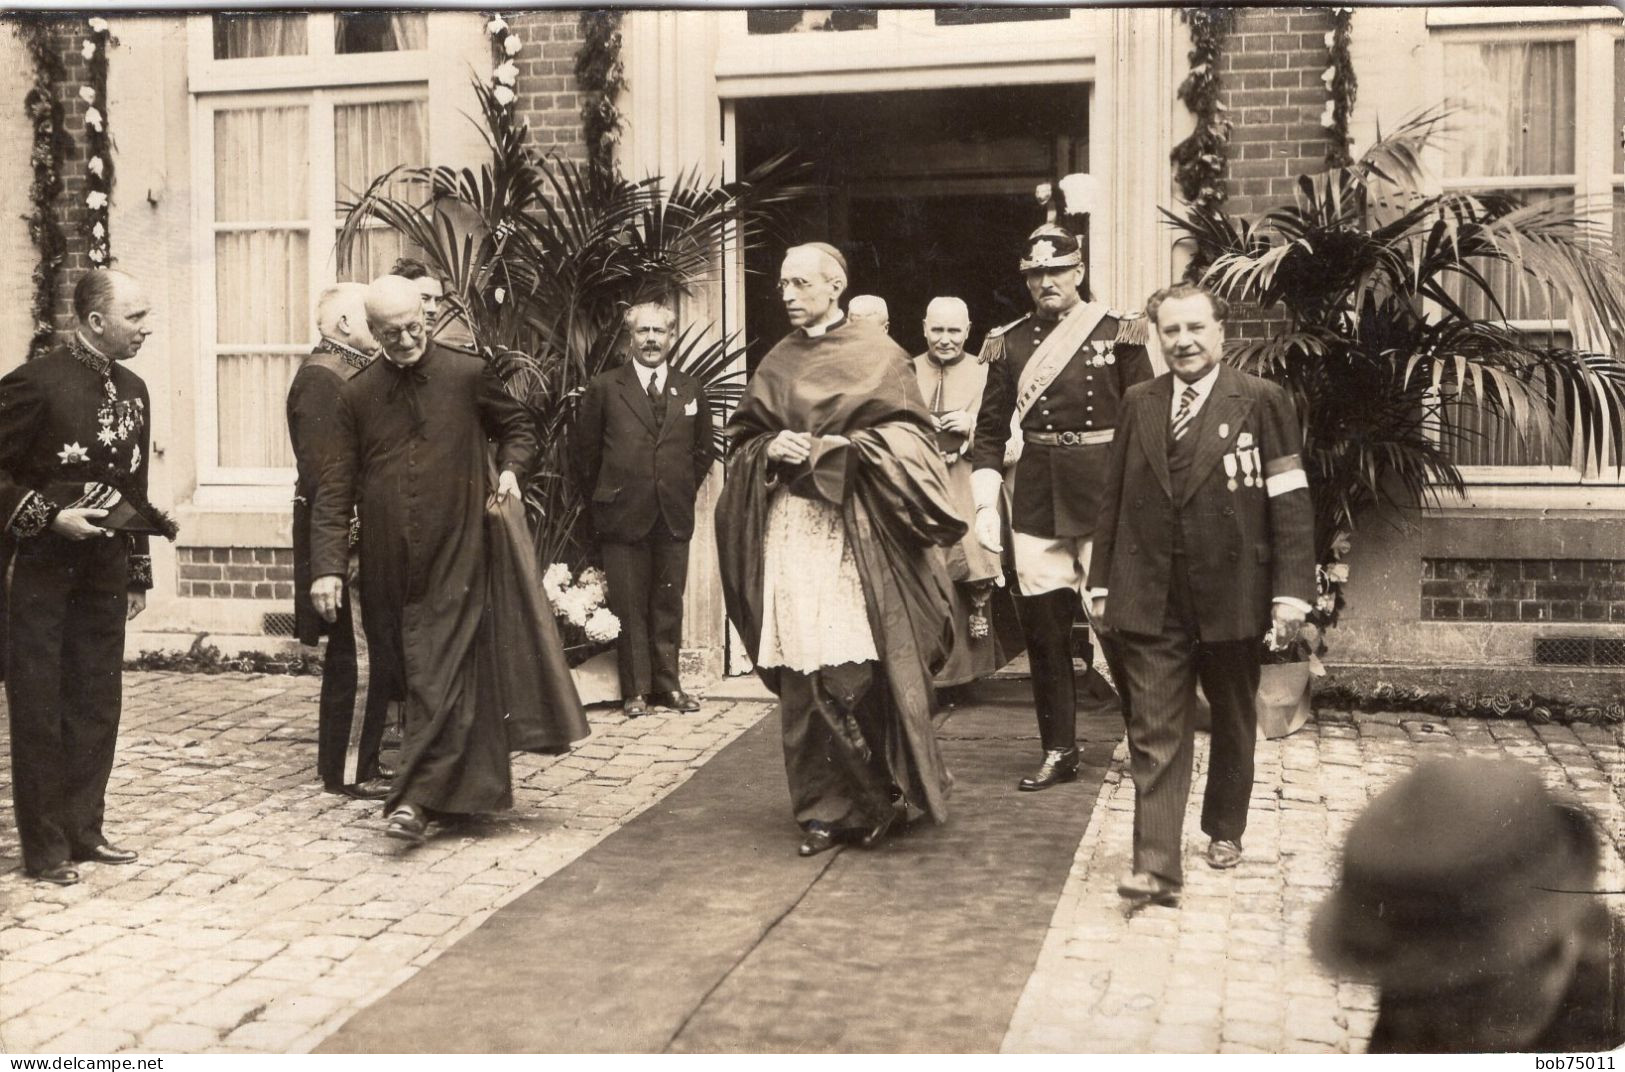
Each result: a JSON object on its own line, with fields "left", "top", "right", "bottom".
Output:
{"left": 1422, "top": 558, "right": 1625, "bottom": 624}
{"left": 507, "top": 11, "right": 587, "bottom": 164}
{"left": 46, "top": 18, "right": 93, "bottom": 335}
{"left": 176, "top": 548, "right": 296, "bottom": 601}
{"left": 1216, "top": 7, "right": 1336, "bottom": 343}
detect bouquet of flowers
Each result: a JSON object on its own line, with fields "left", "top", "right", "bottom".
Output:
{"left": 542, "top": 563, "right": 621, "bottom": 664}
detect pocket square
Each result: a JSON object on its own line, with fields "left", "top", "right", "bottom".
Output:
{"left": 683, "top": 399, "right": 698, "bottom": 416}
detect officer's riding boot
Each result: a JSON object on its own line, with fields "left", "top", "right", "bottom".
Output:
{"left": 1018, "top": 589, "right": 1081, "bottom": 791}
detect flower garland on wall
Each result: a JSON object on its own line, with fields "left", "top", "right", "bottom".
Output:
{"left": 486, "top": 12, "right": 521, "bottom": 132}
{"left": 81, "top": 17, "right": 113, "bottom": 267}
{"left": 1320, "top": 8, "right": 1356, "bottom": 168}
{"left": 1171, "top": 7, "right": 1234, "bottom": 216}
{"left": 19, "top": 19, "right": 68, "bottom": 359}
{"left": 575, "top": 11, "right": 625, "bottom": 178}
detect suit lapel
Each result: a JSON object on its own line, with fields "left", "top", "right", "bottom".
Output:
{"left": 1136, "top": 376, "right": 1175, "bottom": 500}
{"left": 617, "top": 363, "right": 658, "bottom": 434}
{"left": 1179, "top": 364, "right": 1252, "bottom": 507}
{"left": 656, "top": 370, "right": 687, "bottom": 441}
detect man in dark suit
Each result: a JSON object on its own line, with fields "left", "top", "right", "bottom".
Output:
{"left": 0, "top": 269, "right": 158, "bottom": 885}
{"left": 970, "top": 227, "right": 1154, "bottom": 791}
{"left": 287, "top": 282, "right": 390, "bottom": 800}
{"left": 575, "top": 302, "right": 716, "bottom": 717}
{"left": 1088, "top": 283, "right": 1316, "bottom": 906}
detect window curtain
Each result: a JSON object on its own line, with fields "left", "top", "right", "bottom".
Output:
{"left": 215, "top": 107, "right": 310, "bottom": 470}
{"left": 335, "top": 101, "right": 428, "bottom": 282}
{"left": 334, "top": 13, "right": 427, "bottom": 54}
{"left": 1444, "top": 41, "right": 1575, "bottom": 178}
{"left": 213, "top": 14, "right": 308, "bottom": 60}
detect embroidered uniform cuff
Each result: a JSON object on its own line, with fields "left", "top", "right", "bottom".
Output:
{"left": 7, "top": 491, "right": 58, "bottom": 539}
{"left": 347, "top": 515, "right": 361, "bottom": 549}
{"left": 1273, "top": 596, "right": 1312, "bottom": 615}
{"left": 128, "top": 554, "right": 153, "bottom": 591}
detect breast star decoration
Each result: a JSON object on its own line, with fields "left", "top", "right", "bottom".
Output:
{"left": 58, "top": 442, "right": 90, "bottom": 465}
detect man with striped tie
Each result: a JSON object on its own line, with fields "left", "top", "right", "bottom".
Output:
{"left": 1088, "top": 283, "right": 1315, "bottom": 907}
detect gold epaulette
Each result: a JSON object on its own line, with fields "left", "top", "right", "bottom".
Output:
{"left": 985, "top": 314, "right": 1029, "bottom": 341}
{"left": 1111, "top": 310, "right": 1148, "bottom": 347}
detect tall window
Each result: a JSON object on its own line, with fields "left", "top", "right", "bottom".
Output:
{"left": 191, "top": 14, "right": 429, "bottom": 484}
{"left": 1432, "top": 21, "right": 1623, "bottom": 480}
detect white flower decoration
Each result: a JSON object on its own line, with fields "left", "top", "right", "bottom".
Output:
{"left": 93, "top": 222, "right": 105, "bottom": 239}
{"left": 542, "top": 561, "right": 572, "bottom": 602}
{"left": 1324, "top": 30, "right": 1335, "bottom": 47}
{"left": 503, "top": 34, "right": 522, "bottom": 57}
{"left": 86, "top": 190, "right": 108, "bottom": 210}
{"left": 58, "top": 442, "right": 90, "bottom": 464}
{"left": 494, "top": 287, "right": 506, "bottom": 305}
{"left": 493, "top": 60, "right": 518, "bottom": 86}
{"left": 89, "top": 248, "right": 105, "bottom": 263}
{"left": 1320, "top": 99, "right": 1337, "bottom": 129}
{"left": 85, "top": 106, "right": 103, "bottom": 131}
{"left": 486, "top": 15, "right": 508, "bottom": 35}
{"left": 492, "top": 85, "right": 516, "bottom": 107}
{"left": 1321, "top": 65, "right": 1336, "bottom": 87}
{"left": 81, "top": 39, "right": 96, "bottom": 60}
{"left": 88, "top": 17, "right": 108, "bottom": 33}
{"left": 1325, "top": 562, "right": 1351, "bottom": 584}
{"left": 584, "top": 607, "right": 621, "bottom": 644}
{"left": 80, "top": 86, "right": 96, "bottom": 104}
{"left": 88, "top": 156, "right": 104, "bottom": 178}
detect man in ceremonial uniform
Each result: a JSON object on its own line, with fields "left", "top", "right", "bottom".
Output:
{"left": 287, "top": 282, "right": 390, "bottom": 800}
{"left": 0, "top": 269, "right": 165, "bottom": 885}
{"left": 970, "top": 227, "right": 1153, "bottom": 791}
{"left": 574, "top": 301, "right": 716, "bottom": 717}
{"left": 1089, "top": 283, "right": 1315, "bottom": 905}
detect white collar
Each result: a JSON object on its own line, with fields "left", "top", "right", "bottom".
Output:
{"left": 636, "top": 361, "right": 668, "bottom": 386}
{"left": 802, "top": 312, "right": 845, "bottom": 338}
{"left": 1171, "top": 363, "right": 1222, "bottom": 416}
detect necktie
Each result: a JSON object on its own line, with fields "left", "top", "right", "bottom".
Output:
{"left": 647, "top": 371, "right": 661, "bottom": 402}
{"left": 1171, "top": 384, "right": 1199, "bottom": 441}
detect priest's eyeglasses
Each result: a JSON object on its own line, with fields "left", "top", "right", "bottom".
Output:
{"left": 378, "top": 321, "right": 425, "bottom": 344}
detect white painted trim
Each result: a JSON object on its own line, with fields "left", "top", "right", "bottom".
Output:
{"left": 1426, "top": 5, "right": 1621, "bottom": 28}
{"left": 1433, "top": 483, "right": 1625, "bottom": 511}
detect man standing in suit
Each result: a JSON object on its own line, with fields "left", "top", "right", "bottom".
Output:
{"left": 1088, "top": 283, "right": 1315, "bottom": 906}
{"left": 287, "top": 282, "right": 390, "bottom": 800}
{"left": 574, "top": 302, "right": 716, "bottom": 718}
{"left": 0, "top": 269, "right": 160, "bottom": 885}
{"left": 970, "top": 227, "right": 1154, "bottom": 791}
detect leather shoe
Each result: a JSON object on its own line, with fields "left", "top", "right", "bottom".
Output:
{"left": 652, "top": 690, "right": 701, "bottom": 713}
{"left": 856, "top": 808, "right": 896, "bottom": 850}
{"left": 623, "top": 695, "right": 650, "bottom": 718}
{"left": 1117, "top": 870, "right": 1181, "bottom": 906}
{"left": 1018, "top": 747, "right": 1080, "bottom": 792}
{"left": 73, "top": 843, "right": 138, "bottom": 865}
{"left": 798, "top": 823, "right": 838, "bottom": 857}
{"left": 1206, "top": 838, "right": 1243, "bottom": 870}
{"left": 385, "top": 804, "right": 428, "bottom": 845}
{"left": 28, "top": 863, "right": 81, "bottom": 886}
{"left": 342, "top": 778, "right": 391, "bottom": 801}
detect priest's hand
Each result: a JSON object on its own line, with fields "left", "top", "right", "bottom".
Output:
{"left": 127, "top": 591, "right": 146, "bottom": 621}
{"left": 937, "top": 409, "right": 972, "bottom": 436}
{"left": 51, "top": 507, "right": 112, "bottom": 540}
{"left": 311, "top": 575, "right": 344, "bottom": 624}
{"left": 495, "top": 469, "right": 520, "bottom": 503}
{"left": 765, "top": 430, "right": 812, "bottom": 465}
{"left": 973, "top": 506, "right": 1002, "bottom": 554}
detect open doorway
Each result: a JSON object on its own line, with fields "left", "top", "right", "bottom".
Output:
{"left": 735, "top": 82, "right": 1089, "bottom": 365}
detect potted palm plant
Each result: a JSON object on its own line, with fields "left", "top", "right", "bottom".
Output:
{"left": 1167, "top": 109, "right": 1625, "bottom": 729}
{"left": 336, "top": 81, "right": 803, "bottom": 689}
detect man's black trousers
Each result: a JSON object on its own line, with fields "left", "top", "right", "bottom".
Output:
{"left": 4, "top": 535, "right": 127, "bottom": 874}
{"left": 316, "top": 588, "right": 389, "bottom": 790}
{"left": 601, "top": 536, "right": 689, "bottom": 698}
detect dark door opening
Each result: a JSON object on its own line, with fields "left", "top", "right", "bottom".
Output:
{"left": 736, "top": 82, "right": 1089, "bottom": 367}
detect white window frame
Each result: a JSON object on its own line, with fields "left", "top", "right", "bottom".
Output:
{"left": 187, "top": 13, "right": 430, "bottom": 492}
{"left": 1422, "top": 15, "right": 1625, "bottom": 493}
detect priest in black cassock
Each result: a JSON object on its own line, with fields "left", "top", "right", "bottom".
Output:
{"left": 310, "top": 275, "right": 588, "bottom": 845}
{"left": 717, "top": 243, "right": 963, "bottom": 858}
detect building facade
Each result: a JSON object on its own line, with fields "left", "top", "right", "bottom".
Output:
{"left": 2, "top": 7, "right": 1620, "bottom": 692}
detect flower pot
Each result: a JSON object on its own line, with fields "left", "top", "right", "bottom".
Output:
{"left": 570, "top": 648, "right": 622, "bottom": 707}
{"left": 1256, "top": 660, "right": 1312, "bottom": 739}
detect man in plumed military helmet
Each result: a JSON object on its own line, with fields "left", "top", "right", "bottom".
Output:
{"left": 969, "top": 193, "right": 1154, "bottom": 793}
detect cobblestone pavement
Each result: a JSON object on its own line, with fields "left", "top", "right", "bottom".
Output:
{"left": 1004, "top": 710, "right": 1625, "bottom": 1054}
{"left": 0, "top": 672, "right": 768, "bottom": 1054}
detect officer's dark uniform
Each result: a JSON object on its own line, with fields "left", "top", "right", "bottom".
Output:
{"left": 970, "top": 230, "right": 1153, "bottom": 786}
{"left": 0, "top": 340, "right": 153, "bottom": 876}
{"left": 287, "top": 338, "right": 389, "bottom": 794}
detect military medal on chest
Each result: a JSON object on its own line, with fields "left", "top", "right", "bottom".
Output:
{"left": 1088, "top": 340, "right": 1117, "bottom": 367}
